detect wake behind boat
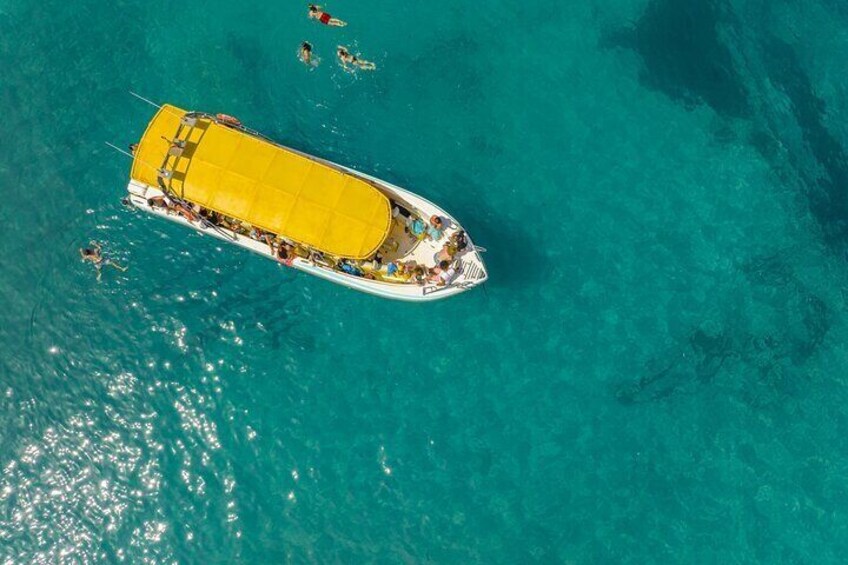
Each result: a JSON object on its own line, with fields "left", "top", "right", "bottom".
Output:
{"left": 121, "top": 103, "right": 488, "bottom": 301}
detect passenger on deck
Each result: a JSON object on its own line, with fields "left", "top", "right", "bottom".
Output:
{"left": 309, "top": 250, "right": 327, "bottom": 265}
{"left": 391, "top": 202, "right": 412, "bottom": 219}
{"left": 199, "top": 208, "right": 219, "bottom": 224}
{"left": 308, "top": 4, "right": 346, "bottom": 26}
{"left": 147, "top": 195, "right": 197, "bottom": 222}
{"left": 438, "top": 262, "right": 457, "bottom": 286}
{"left": 452, "top": 230, "right": 468, "bottom": 253}
{"left": 147, "top": 195, "right": 171, "bottom": 209}
{"left": 263, "top": 234, "right": 277, "bottom": 253}
{"left": 428, "top": 260, "right": 448, "bottom": 281}
{"left": 427, "top": 215, "right": 445, "bottom": 240}
{"left": 428, "top": 260, "right": 456, "bottom": 286}
{"left": 338, "top": 259, "right": 364, "bottom": 276}
{"left": 128, "top": 143, "right": 139, "bottom": 154}
{"left": 79, "top": 241, "right": 128, "bottom": 281}
{"left": 411, "top": 265, "right": 427, "bottom": 285}
{"left": 364, "top": 250, "right": 384, "bottom": 271}
{"left": 436, "top": 229, "right": 468, "bottom": 262}
{"left": 275, "top": 241, "right": 296, "bottom": 266}
{"left": 407, "top": 217, "right": 427, "bottom": 239}
{"left": 249, "top": 225, "right": 266, "bottom": 241}
{"left": 220, "top": 216, "right": 245, "bottom": 234}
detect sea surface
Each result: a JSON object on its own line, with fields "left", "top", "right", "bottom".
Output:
{"left": 2, "top": 0, "right": 848, "bottom": 562}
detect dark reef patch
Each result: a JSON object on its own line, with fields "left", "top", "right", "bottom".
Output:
{"left": 603, "top": 0, "right": 750, "bottom": 118}
{"left": 616, "top": 255, "right": 831, "bottom": 405}
{"left": 605, "top": 0, "right": 848, "bottom": 251}
{"left": 615, "top": 325, "right": 736, "bottom": 405}
{"left": 759, "top": 38, "right": 848, "bottom": 246}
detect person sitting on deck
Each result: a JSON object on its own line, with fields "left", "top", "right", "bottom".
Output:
{"left": 338, "top": 259, "right": 364, "bottom": 276}
{"left": 219, "top": 216, "right": 247, "bottom": 234}
{"left": 387, "top": 260, "right": 426, "bottom": 281}
{"left": 426, "top": 215, "right": 445, "bottom": 240}
{"left": 407, "top": 217, "right": 427, "bottom": 239}
{"left": 249, "top": 225, "right": 266, "bottom": 241}
{"left": 147, "top": 195, "right": 170, "bottom": 209}
{"left": 277, "top": 243, "right": 296, "bottom": 265}
{"left": 308, "top": 249, "right": 329, "bottom": 266}
{"left": 391, "top": 202, "right": 412, "bottom": 220}
{"left": 428, "top": 260, "right": 457, "bottom": 286}
{"left": 436, "top": 229, "right": 468, "bottom": 262}
{"left": 410, "top": 265, "right": 427, "bottom": 285}
{"left": 428, "top": 260, "right": 448, "bottom": 280}
{"left": 362, "top": 251, "right": 384, "bottom": 271}
{"left": 79, "top": 241, "right": 128, "bottom": 281}
{"left": 437, "top": 263, "right": 457, "bottom": 286}
{"left": 386, "top": 261, "right": 404, "bottom": 279}
{"left": 199, "top": 208, "right": 220, "bottom": 225}
{"left": 147, "top": 195, "right": 197, "bottom": 222}
{"left": 264, "top": 235, "right": 295, "bottom": 265}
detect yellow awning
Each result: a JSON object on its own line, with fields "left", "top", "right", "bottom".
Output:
{"left": 131, "top": 104, "right": 391, "bottom": 259}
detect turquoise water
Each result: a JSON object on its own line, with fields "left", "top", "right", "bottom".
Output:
{"left": 2, "top": 0, "right": 848, "bottom": 561}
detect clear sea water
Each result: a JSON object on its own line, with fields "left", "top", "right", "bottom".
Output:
{"left": 2, "top": 0, "right": 848, "bottom": 561}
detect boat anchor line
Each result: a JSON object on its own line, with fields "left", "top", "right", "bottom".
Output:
{"left": 129, "top": 90, "right": 162, "bottom": 109}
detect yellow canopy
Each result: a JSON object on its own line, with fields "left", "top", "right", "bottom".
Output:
{"left": 131, "top": 104, "right": 391, "bottom": 259}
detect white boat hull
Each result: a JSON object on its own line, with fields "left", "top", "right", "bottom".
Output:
{"left": 125, "top": 166, "right": 487, "bottom": 301}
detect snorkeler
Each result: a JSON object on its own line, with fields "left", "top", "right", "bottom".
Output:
{"left": 79, "top": 241, "right": 128, "bottom": 281}
{"left": 308, "top": 4, "right": 346, "bottom": 26}
{"left": 336, "top": 46, "right": 376, "bottom": 71}
{"left": 299, "top": 41, "right": 317, "bottom": 66}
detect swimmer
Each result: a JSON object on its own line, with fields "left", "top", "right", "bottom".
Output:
{"left": 336, "top": 46, "right": 376, "bottom": 71}
{"left": 299, "top": 41, "right": 318, "bottom": 66}
{"left": 308, "top": 4, "right": 346, "bottom": 27}
{"left": 79, "top": 241, "right": 128, "bottom": 281}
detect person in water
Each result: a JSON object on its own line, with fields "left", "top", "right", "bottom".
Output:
{"left": 308, "top": 4, "right": 346, "bottom": 26}
{"left": 336, "top": 46, "right": 376, "bottom": 71}
{"left": 79, "top": 241, "right": 128, "bottom": 281}
{"left": 299, "top": 41, "right": 317, "bottom": 66}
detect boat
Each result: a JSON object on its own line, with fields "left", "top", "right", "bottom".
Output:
{"left": 121, "top": 104, "right": 488, "bottom": 301}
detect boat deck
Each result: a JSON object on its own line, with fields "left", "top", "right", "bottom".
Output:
{"left": 126, "top": 179, "right": 487, "bottom": 301}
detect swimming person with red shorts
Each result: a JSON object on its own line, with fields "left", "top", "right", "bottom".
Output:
{"left": 308, "top": 4, "right": 346, "bottom": 27}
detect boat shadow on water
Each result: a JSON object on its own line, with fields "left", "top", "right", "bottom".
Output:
{"left": 431, "top": 175, "right": 550, "bottom": 292}
{"left": 468, "top": 219, "right": 545, "bottom": 291}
